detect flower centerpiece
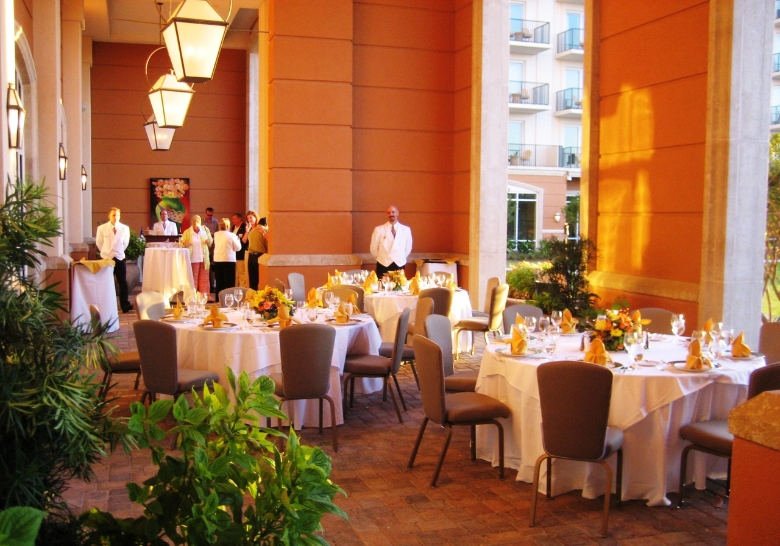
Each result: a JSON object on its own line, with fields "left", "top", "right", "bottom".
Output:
{"left": 384, "top": 270, "right": 407, "bottom": 291}
{"left": 586, "top": 308, "right": 643, "bottom": 351}
{"left": 248, "top": 286, "right": 294, "bottom": 320}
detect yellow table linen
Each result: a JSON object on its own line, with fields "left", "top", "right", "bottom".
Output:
{"left": 202, "top": 304, "right": 229, "bottom": 328}
{"left": 731, "top": 332, "right": 752, "bottom": 358}
{"left": 686, "top": 338, "right": 712, "bottom": 370}
{"left": 78, "top": 258, "right": 115, "bottom": 273}
{"left": 561, "top": 309, "right": 578, "bottom": 334}
{"left": 267, "top": 305, "right": 299, "bottom": 329}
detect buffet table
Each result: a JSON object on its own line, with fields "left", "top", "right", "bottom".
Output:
{"left": 475, "top": 334, "right": 765, "bottom": 506}
{"left": 141, "top": 247, "right": 194, "bottom": 305}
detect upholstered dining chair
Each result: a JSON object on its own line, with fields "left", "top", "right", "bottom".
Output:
{"left": 502, "top": 304, "right": 544, "bottom": 334}
{"left": 418, "top": 287, "right": 452, "bottom": 319}
{"left": 531, "top": 360, "right": 623, "bottom": 538}
{"left": 133, "top": 320, "right": 220, "bottom": 405}
{"left": 635, "top": 307, "right": 675, "bottom": 334}
{"left": 90, "top": 305, "right": 142, "bottom": 398}
{"left": 425, "top": 314, "right": 478, "bottom": 393}
{"left": 408, "top": 334, "right": 510, "bottom": 487}
{"left": 136, "top": 290, "right": 166, "bottom": 321}
{"left": 758, "top": 322, "right": 780, "bottom": 365}
{"left": 342, "top": 308, "right": 411, "bottom": 423}
{"left": 344, "top": 269, "right": 365, "bottom": 277}
{"left": 677, "top": 363, "right": 780, "bottom": 507}
{"left": 452, "top": 283, "right": 509, "bottom": 359}
{"left": 322, "top": 285, "right": 365, "bottom": 312}
{"left": 218, "top": 287, "right": 248, "bottom": 307}
{"left": 471, "top": 277, "right": 500, "bottom": 319}
{"left": 270, "top": 278, "right": 287, "bottom": 292}
{"left": 273, "top": 324, "right": 338, "bottom": 451}
{"left": 379, "top": 297, "right": 435, "bottom": 388}
{"left": 287, "top": 272, "right": 306, "bottom": 303}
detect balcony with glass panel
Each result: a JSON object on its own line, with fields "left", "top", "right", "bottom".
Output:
{"left": 508, "top": 144, "right": 562, "bottom": 167}
{"left": 509, "top": 18, "right": 551, "bottom": 54}
{"left": 554, "top": 88, "right": 583, "bottom": 118}
{"left": 556, "top": 28, "right": 584, "bottom": 61}
{"left": 560, "top": 147, "right": 581, "bottom": 169}
{"left": 775, "top": 0, "right": 780, "bottom": 25}
{"left": 509, "top": 81, "right": 550, "bottom": 114}
{"left": 774, "top": 53, "right": 780, "bottom": 80}
{"left": 772, "top": 106, "right": 780, "bottom": 134}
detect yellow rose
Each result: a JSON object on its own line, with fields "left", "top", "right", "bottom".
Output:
{"left": 595, "top": 319, "right": 610, "bottom": 331}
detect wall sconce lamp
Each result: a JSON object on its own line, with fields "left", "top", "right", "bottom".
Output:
{"left": 7, "top": 83, "right": 25, "bottom": 149}
{"left": 81, "top": 166, "right": 88, "bottom": 190}
{"left": 58, "top": 143, "right": 68, "bottom": 180}
{"left": 144, "top": 114, "right": 176, "bottom": 151}
{"left": 162, "top": 0, "right": 232, "bottom": 84}
{"left": 554, "top": 210, "right": 562, "bottom": 223}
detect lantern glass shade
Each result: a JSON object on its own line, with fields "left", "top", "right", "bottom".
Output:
{"left": 58, "top": 144, "right": 68, "bottom": 181}
{"left": 7, "top": 84, "right": 25, "bottom": 149}
{"left": 81, "top": 166, "right": 87, "bottom": 190}
{"left": 148, "top": 72, "right": 194, "bottom": 128}
{"left": 144, "top": 115, "right": 176, "bottom": 151}
{"left": 163, "top": 0, "right": 228, "bottom": 84}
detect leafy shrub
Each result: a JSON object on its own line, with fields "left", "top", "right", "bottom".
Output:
{"left": 126, "top": 232, "right": 146, "bottom": 261}
{"left": 506, "top": 261, "right": 551, "bottom": 300}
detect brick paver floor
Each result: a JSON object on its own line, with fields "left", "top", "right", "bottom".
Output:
{"left": 64, "top": 289, "right": 730, "bottom": 545}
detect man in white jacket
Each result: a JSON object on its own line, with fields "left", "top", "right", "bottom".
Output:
{"left": 370, "top": 205, "right": 413, "bottom": 278}
{"left": 152, "top": 209, "right": 178, "bottom": 236}
{"left": 95, "top": 207, "right": 133, "bottom": 313}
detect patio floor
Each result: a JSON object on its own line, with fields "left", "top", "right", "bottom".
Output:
{"left": 63, "top": 289, "right": 730, "bottom": 545}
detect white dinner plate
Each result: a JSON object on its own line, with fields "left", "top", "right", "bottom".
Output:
{"left": 160, "top": 316, "right": 191, "bottom": 323}
{"left": 328, "top": 319, "right": 361, "bottom": 326}
{"left": 726, "top": 352, "right": 763, "bottom": 360}
{"left": 559, "top": 332, "right": 581, "bottom": 337}
{"left": 495, "top": 347, "right": 543, "bottom": 358}
{"left": 198, "top": 322, "right": 238, "bottom": 332}
{"left": 669, "top": 361, "right": 712, "bottom": 373}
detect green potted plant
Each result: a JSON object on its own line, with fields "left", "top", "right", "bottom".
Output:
{"left": 125, "top": 231, "right": 146, "bottom": 262}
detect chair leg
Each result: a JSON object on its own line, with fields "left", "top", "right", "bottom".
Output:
{"left": 323, "top": 395, "right": 338, "bottom": 452}
{"left": 599, "top": 460, "right": 614, "bottom": 538}
{"left": 318, "top": 398, "right": 324, "bottom": 435}
{"left": 408, "top": 360, "right": 420, "bottom": 389}
{"left": 495, "top": 421, "right": 505, "bottom": 480}
{"left": 350, "top": 376, "right": 356, "bottom": 408}
{"left": 678, "top": 444, "right": 694, "bottom": 508}
{"left": 480, "top": 331, "right": 489, "bottom": 354}
{"left": 385, "top": 376, "right": 403, "bottom": 424}
{"left": 616, "top": 449, "right": 623, "bottom": 508}
{"left": 431, "top": 424, "right": 454, "bottom": 487}
{"left": 454, "top": 328, "right": 461, "bottom": 360}
{"left": 133, "top": 372, "right": 141, "bottom": 390}
{"left": 529, "top": 453, "right": 549, "bottom": 527}
{"left": 470, "top": 425, "right": 477, "bottom": 461}
{"left": 392, "top": 373, "right": 407, "bottom": 411}
{"left": 546, "top": 457, "right": 552, "bottom": 499}
{"left": 382, "top": 377, "right": 388, "bottom": 402}
{"left": 408, "top": 417, "right": 429, "bottom": 469}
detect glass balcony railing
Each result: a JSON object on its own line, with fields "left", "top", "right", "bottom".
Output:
{"left": 557, "top": 28, "right": 584, "bottom": 54}
{"left": 774, "top": 52, "right": 780, "bottom": 73}
{"left": 772, "top": 105, "right": 780, "bottom": 125}
{"left": 508, "top": 144, "right": 582, "bottom": 168}
{"left": 509, "top": 81, "right": 550, "bottom": 106}
{"left": 776, "top": 0, "right": 780, "bottom": 19}
{"left": 509, "top": 18, "right": 551, "bottom": 44}
{"left": 560, "top": 147, "right": 581, "bottom": 168}
{"left": 556, "top": 88, "right": 583, "bottom": 110}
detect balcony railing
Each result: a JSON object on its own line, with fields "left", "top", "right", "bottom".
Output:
{"left": 560, "top": 147, "right": 581, "bottom": 169}
{"left": 509, "top": 144, "right": 569, "bottom": 167}
{"left": 775, "top": 53, "right": 780, "bottom": 72}
{"left": 509, "top": 81, "right": 550, "bottom": 106}
{"left": 557, "top": 28, "right": 584, "bottom": 54}
{"left": 776, "top": 0, "right": 780, "bottom": 19}
{"left": 509, "top": 18, "right": 550, "bottom": 44}
{"left": 773, "top": 105, "right": 780, "bottom": 125}
{"left": 556, "top": 88, "right": 583, "bottom": 111}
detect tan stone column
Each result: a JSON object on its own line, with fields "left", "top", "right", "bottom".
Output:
{"left": 0, "top": 0, "right": 12, "bottom": 190}
{"left": 62, "top": 0, "right": 84, "bottom": 254}
{"left": 81, "top": 36, "right": 93, "bottom": 242}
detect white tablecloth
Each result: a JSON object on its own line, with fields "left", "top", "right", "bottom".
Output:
{"left": 141, "top": 248, "right": 194, "bottom": 305}
{"left": 418, "top": 262, "right": 458, "bottom": 284}
{"left": 71, "top": 262, "right": 119, "bottom": 333}
{"left": 169, "top": 310, "right": 383, "bottom": 428}
{"left": 474, "top": 334, "right": 765, "bottom": 506}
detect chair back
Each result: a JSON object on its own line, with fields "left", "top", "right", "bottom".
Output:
{"left": 389, "top": 308, "right": 411, "bottom": 374}
{"left": 748, "top": 362, "right": 780, "bottom": 399}
{"left": 537, "top": 360, "right": 613, "bottom": 460}
{"left": 218, "top": 287, "right": 250, "bottom": 307}
{"left": 133, "top": 320, "right": 179, "bottom": 396}
{"left": 270, "top": 278, "right": 287, "bottom": 292}
{"left": 279, "top": 324, "right": 336, "bottom": 399}
{"left": 287, "top": 272, "right": 306, "bottom": 303}
{"left": 412, "top": 334, "right": 447, "bottom": 424}
{"left": 503, "top": 304, "right": 543, "bottom": 334}
{"left": 425, "top": 314, "right": 454, "bottom": 376}
{"left": 323, "top": 286, "right": 364, "bottom": 311}
{"left": 136, "top": 291, "right": 166, "bottom": 320}
{"left": 759, "top": 322, "right": 780, "bottom": 366}
{"left": 340, "top": 285, "right": 365, "bottom": 311}
{"left": 344, "top": 269, "right": 365, "bottom": 276}
{"left": 635, "top": 307, "right": 675, "bottom": 334}
{"left": 488, "top": 284, "right": 510, "bottom": 331}
{"left": 419, "top": 287, "right": 452, "bottom": 318}
{"left": 412, "top": 297, "right": 435, "bottom": 336}
{"left": 483, "top": 277, "right": 500, "bottom": 314}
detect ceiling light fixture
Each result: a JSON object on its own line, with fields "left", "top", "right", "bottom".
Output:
{"left": 144, "top": 114, "right": 176, "bottom": 151}
{"left": 146, "top": 47, "right": 195, "bottom": 128}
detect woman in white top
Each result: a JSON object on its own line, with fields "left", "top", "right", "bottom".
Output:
{"left": 180, "top": 214, "right": 213, "bottom": 297}
{"left": 212, "top": 218, "right": 242, "bottom": 297}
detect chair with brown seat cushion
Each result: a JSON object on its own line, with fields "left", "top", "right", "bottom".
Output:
{"left": 379, "top": 297, "right": 435, "bottom": 388}
{"left": 287, "top": 272, "right": 306, "bottom": 303}
{"left": 418, "top": 287, "right": 453, "bottom": 318}
{"left": 759, "top": 322, "right": 780, "bottom": 366}
{"left": 472, "top": 277, "right": 500, "bottom": 319}
{"left": 133, "top": 320, "right": 220, "bottom": 405}
{"left": 453, "top": 284, "right": 509, "bottom": 359}
{"left": 342, "top": 308, "right": 411, "bottom": 423}
{"left": 273, "top": 324, "right": 338, "bottom": 451}
{"left": 635, "top": 307, "right": 675, "bottom": 334}
{"left": 503, "top": 304, "right": 544, "bottom": 334}
{"left": 136, "top": 290, "right": 166, "bottom": 321}
{"left": 408, "top": 334, "right": 510, "bottom": 487}
{"left": 677, "top": 362, "right": 780, "bottom": 507}
{"left": 531, "top": 360, "right": 623, "bottom": 538}
{"left": 425, "top": 314, "right": 478, "bottom": 393}
{"left": 90, "top": 305, "right": 142, "bottom": 398}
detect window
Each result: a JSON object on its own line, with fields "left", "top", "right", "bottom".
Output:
{"left": 562, "top": 125, "right": 581, "bottom": 168}
{"left": 509, "top": 62, "right": 524, "bottom": 96}
{"left": 564, "top": 193, "right": 580, "bottom": 240}
{"left": 507, "top": 191, "right": 537, "bottom": 248}
{"left": 566, "top": 12, "right": 583, "bottom": 30}
{"left": 508, "top": 121, "right": 524, "bottom": 163}
{"left": 564, "top": 68, "right": 583, "bottom": 89}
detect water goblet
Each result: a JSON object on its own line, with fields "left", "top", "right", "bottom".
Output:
{"left": 224, "top": 294, "right": 234, "bottom": 310}
{"left": 244, "top": 305, "right": 255, "bottom": 326}
{"left": 524, "top": 316, "right": 537, "bottom": 333}
{"left": 234, "top": 288, "right": 244, "bottom": 307}
{"left": 538, "top": 316, "right": 550, "bottom": 332}
{"left": 543, "top": 335, "right": 558, "bottom": 359}
{"left": 624, "top": 332, "right": 637, "bottom": 368}
{"left": 285, "top": 289, "right": 293, "bottom": 300}
{"left": 307, "top": 307, "right": 318, "bottom": 322}
{"left": 672, "top": 316, "right": 686, "bottom": 344}
{"left": 296, "top": 301, "right": 305, "bottom": 315}
{"left": 325, "top": 292, "right": 334, "bottom": 309}
{"left": 551, "top": 310, "right": 563, "bottom": 327}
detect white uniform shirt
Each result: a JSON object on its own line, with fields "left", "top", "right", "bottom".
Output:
{"left": 370, "top": 221, "right": 413, "bottom": 267}
{"left": 213, "top": 231, "right": 242, "bottom": 262}
{"left": 152, "top": 220, "right": 178, "bottom": 236}
{"left": 95, "top": 221, "right": 130, "bottom": 261}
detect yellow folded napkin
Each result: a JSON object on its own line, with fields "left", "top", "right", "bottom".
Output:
{"left": 686, "top": 338, "right": 712, "bottom": 370}
{"left": 414, "top": 259, "right": 424, "bottom": 268}
{"left": 515, "top": 313, "right": 524, "bottom": 328}
{"left": 509, "top": 325, "right": 528, "bottom": 355}
{"left": 345, "top": 293, "right": 360, "bottom": 313}
{"left": 561, "top": 309, "right": 578, "bottom": 334}
{"left": 325, "top": 273, "right": 335, "bottom": 290}
{"left": 267, "top": 305, "right": 299, "bottom": 329}
{"left": 702, "top": 318, "right": 714, "bottom": 343}
{"left": 363, "top": 276, "right": 374, "bottom": 295}
{"left": 306, "top": 287, "right": 321, "bottom": 309}
{"left": 584, "top": 338, "right": 612, "bottom": 366}
{"left": 202, "top": 304, "right": 228, "bottom": 328}
{"left": 409, "top": 272, "right": 421, "bottom": 296}
{"left": 446, "top": 278, "right": 458, "bottom": 291}
{"left": 731, "top": 332, "right": 752, "bottom": 357}
{"left": 334, "top": 302, "right": 351, "bottom": 323}
{"left": 172, "top": 297, "right": 184, "bottom": 319}
{"left": 78, "top": 258, "right": 115, "bottom": 273}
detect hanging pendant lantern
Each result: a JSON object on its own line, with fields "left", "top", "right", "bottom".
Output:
{"left": 144, "top": 115, "right": 176, "bottom": 151}
{"left": 148, "top": 71, "right": 194, "bottom": 128}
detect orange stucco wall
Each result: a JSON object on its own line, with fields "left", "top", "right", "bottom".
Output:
{"left": 593, "top": 1, "right": 708, "bottom": 319}
{"left": 90, "top": 43, "right": 246, "bottom": 235}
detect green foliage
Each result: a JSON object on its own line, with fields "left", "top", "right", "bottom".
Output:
{"left": 506, "top": 261, "right": 551, "bottom": 300}
{"left": 542, "top": 238, "right": 598, "bottom": 315}
{"left": 0, "top": 507, "right": 45, "bottom": 546}
{"left": 564, "top": 194, "right": 580, "bottom": 226}
{"left": 126, "top": 232, "right": 146, "bottom": 261}
{"left": 764, "top": 134, "right": 780, "bottom": 321}
{"left": 507, "top": 239, "right": 554, "bottom": 261}
{"left": 82, "top": 368, "right": 347, "bottom": 545}
{"left": 0, "top": 180, "right": 124, "bottom": 542}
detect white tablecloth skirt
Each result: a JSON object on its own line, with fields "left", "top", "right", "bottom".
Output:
{"left": 142, "top": 248, "right": 194, "bottom": 306}
{"left": 71, "top": 263, "right": 119, "bottom": 333}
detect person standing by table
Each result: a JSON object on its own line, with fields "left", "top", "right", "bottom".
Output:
{"left": 232, "top": 213, "right": 248, "bottom": 287}
{"left": 152, "top": 209, "right": 178, "bottom": 236}
{"left": 246, "top": 212, "right": 268, "bottom": 291}
{"left": 181, "top": 214, "right": 213, "bottom": 297}
{"left": 370, "top": 205, "right": 412, "bottom": 278}
{"left": 203, "top": 207, "right": 219, "bottom": 294}
{"left": 212, "top": 218, "right": 242, "bottom": 297}
{"left": 95, "top": 207, "right": 133, "bottom": 313}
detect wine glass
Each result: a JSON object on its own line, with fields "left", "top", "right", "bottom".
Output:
{"left": 244, "top": 305, "right": 254, "bottom": 326}
{"left": 543, "top": 335, "right": 557, "bottom": 359}
{"left": 524, "top": 316, "right": 537, "bottom": 333}
{"left": 551, "top": 310, "right": 563, "bottom": 327}
{"left": 224, "top": 293, "right": 234, "bottom": 310}
{"left": 285, "top": 288, "right": 293, "bottom": 300}
{"left": 538, "top": 316, "right": 550, "bottom": 333}
{"left": 307, "top": 307, "right": 318, "bottom": 322}
{"left": 296, "top": 301, "right": 305, "bottom": 315}
{"left": 672, "top": 315, "right": 686, "bottom": 344}
{"left": 234, "top": 288, "right": 244, "bottom": 308}
{"left": 624, "top": 332, "right": 637, "bottom": 368}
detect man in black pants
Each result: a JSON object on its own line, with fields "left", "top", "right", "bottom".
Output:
{"left": 95, "top": 207, "right": 133, "bottom": 313}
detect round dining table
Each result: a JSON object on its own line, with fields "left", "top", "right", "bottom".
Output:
{"left": 141, "top": 247, "right": 194, "bottom": 305}
{"left": 474, "top": 332, "right": 765, "bottom": 506}
{"left": 165, "top": 308, "right": 383, "bottom": 429}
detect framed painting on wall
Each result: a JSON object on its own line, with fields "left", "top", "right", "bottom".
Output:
{"left": 150, "top": 178, "right": 191, "bottom": 231}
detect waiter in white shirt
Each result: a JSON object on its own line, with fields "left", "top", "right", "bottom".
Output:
{"left": 370, "top": 205, "right": 413, "bottom": 278}
{"left": 152, "top": 209, "right": 178, "bottom": 236}
{"left": 95, "top": 207, "right": 133, "bottom": 313}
